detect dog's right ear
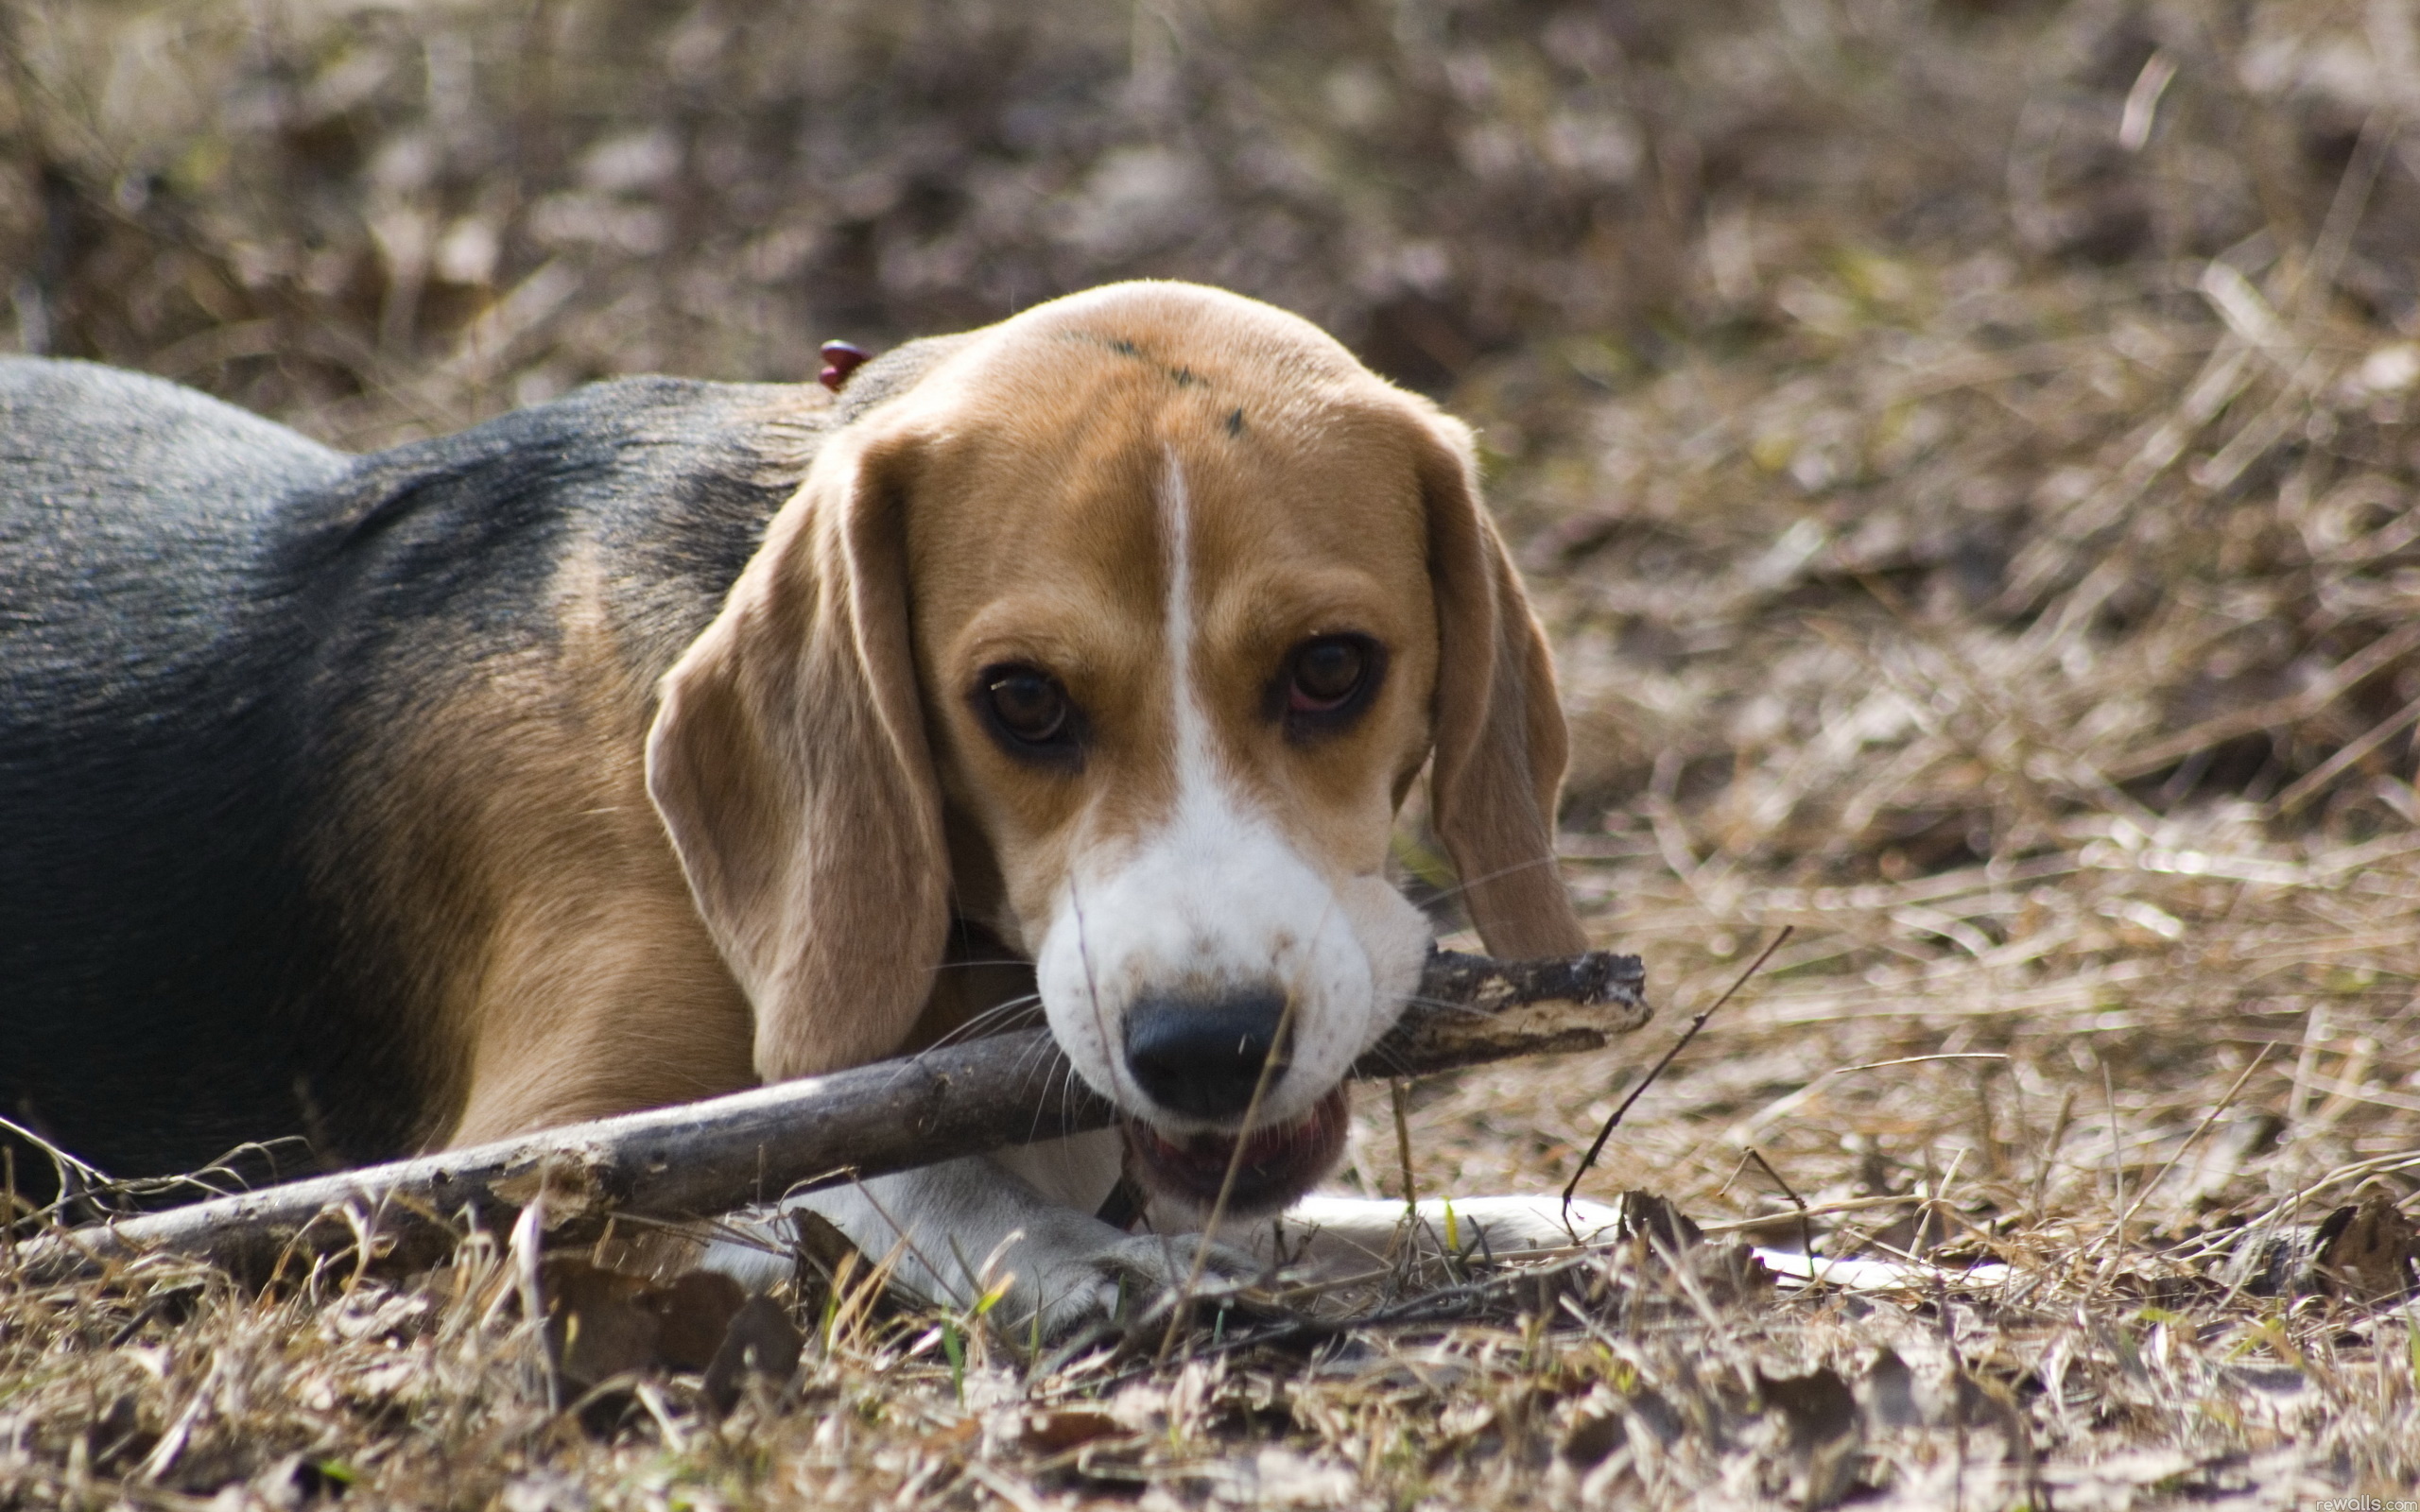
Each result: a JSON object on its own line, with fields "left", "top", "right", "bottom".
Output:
{"left": 646, "top": 425, "right": 950, "bottom": 1083}
{"left": 1414, "top": 407, "right": 1589, "bottom": 960}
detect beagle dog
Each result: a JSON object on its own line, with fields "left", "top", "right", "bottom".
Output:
{"left": 1, "top": 283, "right": 1587, "bottom": 1332}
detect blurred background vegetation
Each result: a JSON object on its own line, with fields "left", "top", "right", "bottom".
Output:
{"left": 6, "top": 0, "right": 2416, "bottom": 855}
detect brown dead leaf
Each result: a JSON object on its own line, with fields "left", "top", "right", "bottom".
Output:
{"left": 1559, "top": 1405, "right": 1624, "bottom": 1469}
{"left": 651, "top": 1270, "right": 746, "bottom": 1371}
{"left": 1607, "top": 1190, "right": 1705, "bottom": 1252}
{"left": 1858, "top": 1347, "right": 1923, "bottom": 1431}
{"left": 541, "top": 1257, "right": 660, "bottom": 1392}
{"left": 1758, "top": 1366, "right": 1861, "bottom": 1510}
{"left": 2308, "top": 1194, "right": 2419, "bottom": 1303}
{"left": 701, "top": 1294, "right": 804, "bottom": 1414}
{"left": 1694, "top": 1242, "right": 1778, "bottom": 1302}
{"left": 1019, "top": 1408, "right": 1128, "bottom": 1455}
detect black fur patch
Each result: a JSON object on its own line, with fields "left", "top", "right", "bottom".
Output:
{"left": 0, "top": 360, "right": 822, "bottom": 1202}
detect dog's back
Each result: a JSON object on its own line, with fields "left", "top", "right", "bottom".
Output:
{"left": 2, "top": 359, "right": 354, "bottom": 1188}
{"left": 1, "top": 360, "right": 821, "bottom": 1192}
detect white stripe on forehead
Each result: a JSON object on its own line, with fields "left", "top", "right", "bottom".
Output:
{"left": 1029, "top": 445, "right": 1426, "bottom": 1132}
{"left": 1159, "top": 446, "right": 1207, "bottom": 765}
{"left": 1157, "top": 446, "right": 1246, "bottom": 874}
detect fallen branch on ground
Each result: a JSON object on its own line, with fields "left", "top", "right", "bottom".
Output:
{"left": 22, "top": 948, "right": 1648, "bottom": 1283}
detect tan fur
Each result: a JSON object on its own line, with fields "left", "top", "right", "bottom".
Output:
{"left": 899, "top": 328, "right": 1447, "bottom": 957}
{"left": 1417, "top": 413, "right": 1591, "bottom": 958}
{"left": 866, "top": 284, "right": 1582, "bottom": 968}
{"left": 369, "top": 282, "right": 1576, "bottom": 1148}
{"left": 332, "top": 542, "right": 756, "bottom": 1149}
{"left": 647, "top": 423, "right": 954, "bottom": 1083}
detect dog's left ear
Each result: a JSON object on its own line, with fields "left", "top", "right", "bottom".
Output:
{"left": 1414, "top": 408, "right": 1589, "bottom": 959}
{"left": 646, "top": 425, "right": 950, "bottom": 1082}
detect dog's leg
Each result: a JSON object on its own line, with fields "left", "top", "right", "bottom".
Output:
{"left": 703, "top": 1128, "right": 1255, "bottom": 1338}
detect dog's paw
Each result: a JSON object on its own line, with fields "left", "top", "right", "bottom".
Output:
{"left": 1025, "top": 1229, "right": 1261, "bottom": 1340}
{"left": 695, "top": 1159, "right": 1272, "bottom": 1345}
{"left": 1097, "top": 1229, "right": 1261, "bottom": 1295}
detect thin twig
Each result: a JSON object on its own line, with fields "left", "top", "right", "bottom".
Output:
{"left": 2031, "top": 1087, "right": 2077, "bottom": 1222}
{"left": 1744, "top": 1146, "right": 1817, "bottom": 1270}
{"left": 2118, "top": 1043, "right": 2278, "bottom": 1233}
{"left": 1154, "top": 988, "right": 1305, "bottom": 1365}
{"left": 1561, "top": 926, "right": 1793, "bottom": 1213}
{"left": 1388, "top": 1078, "right": 1420, "bottom": 1273}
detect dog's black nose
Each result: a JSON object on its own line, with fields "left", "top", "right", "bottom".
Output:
{"left": 1123, "top": 988, "right": 1289, "bottom": 1120}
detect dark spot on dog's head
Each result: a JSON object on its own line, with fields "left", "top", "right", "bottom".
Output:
{"left": 1225, "top": 407, "right": 1245, "bottom": 437}
{"left": 1065, "top": 330, "right": 1215, "bottom": 391}
{"left": 1064, "top": 330, "right": 1151, "bottom": 362}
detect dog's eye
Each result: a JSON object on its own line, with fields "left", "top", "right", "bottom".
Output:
{"left": 983, "top": 667, "right": 1072, "bottom": 745}
{"left": 1289, "top": 638, "right": 1368, "bottom": 713}
{"left": 1275, "top": 635, "right": 1383, "bottom": 741}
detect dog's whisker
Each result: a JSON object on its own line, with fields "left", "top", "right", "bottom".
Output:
{"left": 934, "top": 998, "right": 1046, "bottom": 1042}
{"left": 1014, "top": 1037, "right": 1064, "bottom": 1097}
{"left": 913, "top": 993, "right": 1047, "bottom": 1054}
{"left": 1010, "top": 1035, "right": 1071, "bottom": 1108}
{"left": 1398, "top": 850, "right": 1567, "bottom": 907}
{"left": 1058, "top": 1068, "right": 1083, "bottom": 1143}
{"left": 1022, "top": 1066, "right": 1058, "bottom": 1148}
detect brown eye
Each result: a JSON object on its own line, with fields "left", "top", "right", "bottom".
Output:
{"left": 984, "top": 667, "right": 1070, "bottom": 745}
{"left": 1289, "top": 637, "right": 1369, "bottom": 713}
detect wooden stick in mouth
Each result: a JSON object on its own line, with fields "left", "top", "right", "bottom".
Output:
{"left": 24, "top": 948, "right": 1649, "bottom": 1283}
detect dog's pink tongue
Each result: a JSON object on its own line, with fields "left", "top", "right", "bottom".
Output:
{"left": 1123, "top": 1086, "right": 1351, "bottom": 1214}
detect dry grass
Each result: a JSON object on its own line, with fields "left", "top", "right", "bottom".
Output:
{"left": 6, "top": 0, "right": 2420, "bottom": 1506}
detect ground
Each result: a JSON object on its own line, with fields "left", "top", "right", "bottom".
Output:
{"left": 3, "top": 0, "right": 2418, "bottom": 1506}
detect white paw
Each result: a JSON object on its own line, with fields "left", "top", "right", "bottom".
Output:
{"left": 693, "top": 1156, "right": 1272, "bottom": 1346}
{"left": 1026, "top": 1229, "right": 1261, "bottom": 1340}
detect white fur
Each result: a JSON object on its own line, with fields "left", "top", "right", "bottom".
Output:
{"left": 708, "top": 1183, "right": 1634, "bottom": 1339}
{"left": 707, "top": 1129, "right": 1237, "bottom": 1337}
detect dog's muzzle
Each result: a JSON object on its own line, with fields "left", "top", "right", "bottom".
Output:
{"left": 1117, "top": 985, "right": 1348, "bottom": 1213}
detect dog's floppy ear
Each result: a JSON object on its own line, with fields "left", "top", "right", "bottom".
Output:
{"left": 1415, "top": 409, "right": 1589, "bottom": 959}
{"left": 646, "top": 425, "right": 949, "bottom": 1082}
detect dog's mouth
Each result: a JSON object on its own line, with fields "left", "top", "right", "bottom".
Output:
{"left": 1121, "top": 1086, "right": 1350, "bottom": 1216}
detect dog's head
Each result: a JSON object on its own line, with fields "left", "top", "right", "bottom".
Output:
{"left": 648, "top": 283, "right": 1582, "bottom": 1213}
